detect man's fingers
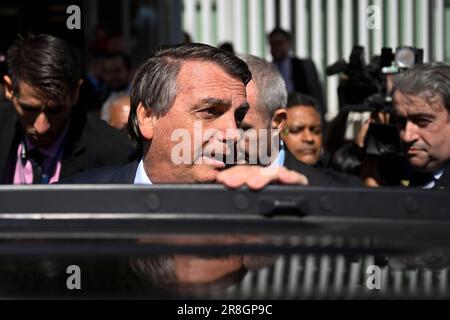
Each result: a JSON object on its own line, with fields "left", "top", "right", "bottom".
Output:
{"left": 217, "top": 172, "right": 245, "bottom": 188}
{"left": 217, "top": 166, "right": 256, "bottom": 189}
{"left": 222, "top": 174, "right": 247, "bottom": 188}
{"left": 246, "top": 174, "right": 273, "bottom": 190}
{"left": 278, "top": 168, "right": 309, "bottom": 185}
{"left": 217, "top": 165, "right": 309, "bottom": 189}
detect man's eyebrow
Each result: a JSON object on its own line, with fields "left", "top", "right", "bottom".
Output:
{"left": 199, "top": 98, "right": 231, "bottom": 106}
{"left": 18, "top": 102, "right": 43, "bottom": 111}
{"left": 408, "top": 112, "right": 435, "bottom": 119}
{"left": 18, "top": 101, "right": 39, "bottom": 108}
{"left": 290, "top": 123, "right": 306, "bottom": 127}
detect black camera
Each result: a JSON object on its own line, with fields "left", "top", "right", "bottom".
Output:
{"left": 327, "top": 45, "right": 424, "bottom": 113}
{"left": 326, "top": 46, "right": 380, "bottom": 111}
{"left": 327, "top": 45, "right": 424, "bottom": 184}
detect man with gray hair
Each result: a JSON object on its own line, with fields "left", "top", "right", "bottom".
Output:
{"left": 239, "top": 54, "right": 288, "bottom": 130}
{"left": 65, "top": 43, "right": 308, "bottom": 188}
{"left": 100, "top": 91, "right": 130, "bottom": 132}
{"left": 392, "top": 63, "right": 450, "bottom": 190}
{"left": 234, "top": 54, "right": 360, "bottom": 186}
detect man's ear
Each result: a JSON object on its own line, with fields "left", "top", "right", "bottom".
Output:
{"left": 271, "top": 108, "right": 287, "bottom": 132}
{"left": 137, "top": 103, "right": 157, "bottom": 140}
{"left": 3, "top": 75, "right": 14, "bottom": 101}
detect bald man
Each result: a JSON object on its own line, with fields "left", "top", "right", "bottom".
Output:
{"left": 101, "top": 92, "right": 131, "bottom": 132}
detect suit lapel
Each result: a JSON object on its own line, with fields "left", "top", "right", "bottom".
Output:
{"left": 60, "top": 141, "right": 86, "bottom": 178}
{"left": 283, "top": 147, "right": 308, "bottom": 172}
{"left": 283, "top": 148, "right": 317, "bottom": 181}
{"left": 283, "top": 148, "right": 343, "bottom": 186}
{"left": 59, "top": 108, "right": 88, "bottom": 179}
{"left": 433, "top": 163, "right": 450, "bottom": 191}
{"left": 112, "top": 161, "right": 140, "bottom": 183}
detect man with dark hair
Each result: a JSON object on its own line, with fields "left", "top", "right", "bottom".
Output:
{"left": 269, "top": 28, "right": 325, "bottom": 113}
{"left": 392, "top": 63, "right": 450, "bottom": 190}
{"left": 287, "top": 93, "right": 319, "bottom": 111}
{"left": 68, "top": 42, "right": 307, "bottom": 188}
{"left": 0, "top": 33, "right": 135, "bottom": 184}
{"left": 282, "top": 92, "right": 323, "bottom": 166}
{"left": 102, "top": 51, "right": 132, "bottom": 93}
{"left": 77, "top": 49, "right": 110, "bottom": 114}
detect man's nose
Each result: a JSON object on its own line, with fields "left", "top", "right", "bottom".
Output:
{"left": 214, "top": 128, "right": 242, "bottom": 149}
{"left": 402, "top": 121, "right": 418, "bottom": 143}
{"left": 301, "top": 129, "right": 314, "bottom": 143}
{"left": 212, "top": 117, "right": 243, "bottom": 160}
{"left": 34, "top": 112, "right": 50, "bottom": 134}
{"left": 217, "top": 115, "right": 242, "bottom": 143}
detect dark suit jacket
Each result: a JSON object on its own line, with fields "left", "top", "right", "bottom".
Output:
{"left": 62, "top": 160, "right": 139, "bottom": 183}
{"left": 408, "top": 162, "right": 450, "bottom": 191}
{"left": 283, "top": 148, "right": 362, "bottom": 187}
{"left": 291, "top": 57, "right": 325, "bottom": 112}
{"left": 64, "top": 149, "right": 362, "bottom": 188}
{"left": 434, "top": 165, "right": 450, "bottom": 191}
{"left": 0, "top": 103, "right": 136, "bottom": 184}
{"left": 78, "top": 74, "right": 110, "bottom": 114}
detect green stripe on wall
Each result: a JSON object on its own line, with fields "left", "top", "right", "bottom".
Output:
{"left": 260, "top": 0, "right": 265, "bottom": 56}
{"left": 196, "top": 1, "right": 202, "bottom": 41}
{"left": 212, "top": 1, "right": 217, "bottom": 46}
{"left": 244, "top": 0, "right": 249, "bottom": 53}
{"left": 446, "top": 3, "right": 450, "bottom": 62}
{"left": 383, "top": 0, "right": 389, "bottom": 47}
{"left": 414, "top": 0, "right": 421, "bottom": 48}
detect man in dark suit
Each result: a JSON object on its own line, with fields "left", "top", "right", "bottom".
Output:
{"left": 392, "top": 63, "right": 450, "bottom": 190}
{"left": 238, "top": 54, "right": 361, "bottom": 187}
{"left": 65, "top": 43, "right": 308, "bottom": 189}
{"left": 0, "top": 33, "right": 135, "bottom": 184}
{"left": 269, "top": 28, "right": 325, "bottom": 114}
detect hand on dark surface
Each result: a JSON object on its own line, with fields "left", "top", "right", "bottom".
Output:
{"left": 216, "top": 165, "right": 308, "bottom": 190}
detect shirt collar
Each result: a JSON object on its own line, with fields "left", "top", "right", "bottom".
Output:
{"left": 134, "top": 159, "right": 152, "bottom": 184}
{"left": 433, "top": 168, "right": 444, "bottom": 180}
{"left": 268, "top": 140, "right": 286, "bottom": 169}
{"left": 422, "top": 167, "right": 445, "bottom": 189}
{"left": 132, "top": 142, "right": 286, "bottom": 184}
{"left": 24, "top": 125, "right": 69, "bottom": 158}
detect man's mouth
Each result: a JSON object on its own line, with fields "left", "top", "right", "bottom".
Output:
{"left": 194, "top": 151, "right": 230, "bottom": 169}
{"left": 27, "top": 132, "right": 54, "bottom": 147}
{"left": 197, "top": 155, "right": 226, "bottom": 168}
{"left": 193, "top": 142, "right": 241, "bottom": 169}
{"left": 407, "top": 147, "right": 421, "bottom": 155}
{"left": 299, "top": 148, "right": 316, "bottom": 155}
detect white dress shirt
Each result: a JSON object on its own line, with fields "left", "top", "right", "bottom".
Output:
{"left": 423, "top": 169, "right": 444, "bottom": 189}
{"left": 133, "top": 143, "right": 286, "bottom": 185}
{"left": 133, "top": 159, "right": 152, "bottom": 185}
